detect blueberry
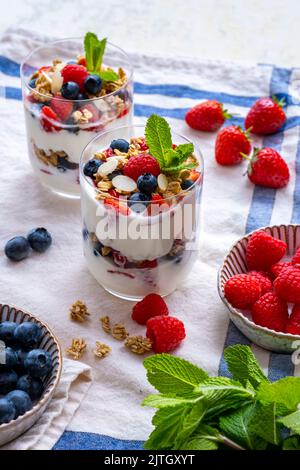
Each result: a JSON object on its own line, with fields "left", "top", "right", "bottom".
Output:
{"left": 61, "top": 81, "right": 80, "bottom": 100}
{"left": 25, "top": 349, "right": 52, "bottom": 378}
{"left": 27, "top": 227, "right": 52, "bottom": 253}
{"left": 14, "top": 323, "right": 42, "bottom": 350}
{"left": 83, "top": 159, "right": 102, "bottom": 178}
{"left": 4, "top": 236, "right": 30, "bottom": 261}
{"left": 0, "top": 398, "right": 15, "bottom": 424}
{"left": 29, "top": 78, "right": 36, "bottom": 88}
{"left": 84, "top": 74, "right": 102, "bottom": 95}
{"left": 0, "top": 348, "right": 18, "bottom": 371}
{"left": 82, "top": 227, "right": 89, "bottom": 240}
{"left": 128, "top": 192, "right": 150, "bottom": 213}
{"left": 17, "top": 375, "right": 44, "bottom": 400}
{"left": 0, "top": 370, "right": 18, "bottom": 394}
{"left": 76, "top": 92, "right": 88, "bottom": 101}
{"left": 0, "top": 322, "right": 17, "bottom": 345}
{"left": 108, "top": 170, "right": 122, "bottom": 181}
{"left": 181, "top": 179, "right": 194, "bottom": 190}
{"left": 93, "top": 241, "right": 104, "bottom": 257}
{"left": 67, "top": 60, "right": 77, "bottom": 65}
{"left": 14, "top": 349, "right": 28, "bottom": 373}
{"left": 6, "top": 390, "right": 33, "bottom": 418}
{"left": 137, "top": 173, "right": 157, "bottom": 195}
{"left": 110, "top": 139, "right": 130, "bottom": 153}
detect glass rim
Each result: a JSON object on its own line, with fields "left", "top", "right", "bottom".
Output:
{"left": 80, "top": 124, "right": 204, "bottom": 204}
{"left": 20, "top": 37, "right": 134, "bottom": 103}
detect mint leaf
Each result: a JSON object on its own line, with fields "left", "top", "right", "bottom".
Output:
{"left": 219, "top": 404, "right": 267, "bottom": 450}
{"left": 143, "top": 394, "right": 199, "bottom": 408}
{"left": 145, "top": 115, "right": 172, "bottom": 167}
{"left": 248, "top": 402, "right": 279, "bottom": 445}
{"left": 144, "top": 354, "right": 208, "bottom": 395}
{"left": 162, "top": 162, "right": 197, "bottom": 174}
{"left": 97, "top": 69, "right": 119, "bottom": 82}
{"left": 174, "top": 400, "right": 207, "bottom": 448}
{"left": 175, "top": 143, "right": 194, "bottom": 161}
{"left": 93, "top": 37, "right": 107, "bottom": 71}
{"left": 181, "top": 425, "right": 220, "bottom": 450}
{"left": 144, "top": 404, "right": 191, "bottom": 450}
{"left": 224, "top": 345, "right": 268, "bottom": 389}
{"left": 196, "top": 377, "right": 255, "bottom": 417}
{"left": 84, "top": 32, "right": 98, "bottom": 71}
{"left": 279, "top": 410, "right": 300, "bottom": 434}
{"left": 283, "top": 436, "right": 300, "bottom": 450}
{"left": 257, "top": 377, "right": 300, "bottom": 414}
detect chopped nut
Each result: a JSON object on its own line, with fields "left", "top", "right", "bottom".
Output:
{"left": 66, "top": 338, "right": 87, "bottom": 360}
{"left": 166, "top": 181, "right": 182, "bottom": 195}
{"left": 101, "top": 246, "right": 112, "bottom": 256}
{"left": 52, "top": 59, "right": 62, "bottom": 66}
{"left": 179, "top": 169, "right": 191, "bottom": 180}
{"left": 112, "top": 323, "right": 129, "bottom": 341}
{"left": 70, "top": 300, "right": 90, "bottom": 322}
{"left": 125, "top": 336, "right": 152, "bottom": 354}
{"left": 100, "top": 315, "right": 111, "bottom": 334}
{"left": 93, "top": 341, "right": 111, "bottom": 359}
{"left": 97, "top": 180, "right": 113, "bottom": 192}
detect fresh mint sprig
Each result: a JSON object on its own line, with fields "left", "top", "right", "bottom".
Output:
{"left": 145, "top": 114, "right": 197, "bottom": 174}
{"left": 143, "top": 345, "right": 300, "bottom": 450}
{"left": 84, "top": 32, "right": 119, "bottom": 82}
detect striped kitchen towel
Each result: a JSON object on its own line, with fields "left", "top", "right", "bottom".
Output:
{"left": 0, "top": 27, "right": 300, "bottom": 450}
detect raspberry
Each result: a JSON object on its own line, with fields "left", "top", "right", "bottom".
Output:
{"left": 40, "top": 106, "right": 61, "bottom": 132}
{"left": 274, "top": 265, "right": 300, "bottom": 303}
{"left": 248, "top": 271, "right": 272, "bottom": 295}
{"left": 292, "top": 247, "right": 300, "bottom": 265}
{"left": 61, "top": 64, "right": 88, "bottom": 91}
{"left": 252, "top": 291, "right": 288, "bottom": 332}
{"left": 132, "top": 293, "right": 168, "bottom": 325}
{"left": 246, "top": 231, "right": 287, "bottom": 271}
{"left": 146, "top": 315, "right": 185, "bottom": 353}
{"left": 270, "top": 261, "right": 292, "bottom": 278}
{"left": 50, "top": 95, "right": 73, "bottom": 121}
{"left": 224, "top": 274, "right": 262, "bottom": 309}
{"left": 123, "top": 155, "right": 160, "bottom": 181}
{"left": 286, "top": 305, "right": 300, "bottom": 335}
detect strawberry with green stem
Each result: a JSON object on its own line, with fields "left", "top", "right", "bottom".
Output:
{"left": 215, "top": 125, "right": 252, "bottom": 166}
{"left": 242, "top": 147, "right": 290, "bottom": 189}
{"left": 245, "top": 96, "right": 286, "bottom": 135}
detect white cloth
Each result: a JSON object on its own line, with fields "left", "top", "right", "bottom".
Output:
{"left": 0, "top": 27, "right": 299, "bottom": 448}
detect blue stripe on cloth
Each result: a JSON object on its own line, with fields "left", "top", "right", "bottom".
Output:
{"left": 0, "top": 55, "right": 21, "bottom": 76}
{"left": 291, "top": 131, "right": 300, "bottom": 223}
{"left": 267, "top": 355, "right": 295, "bottom": 382}
{"left": 53, "top": 431, "right": 144, "bottom": 450}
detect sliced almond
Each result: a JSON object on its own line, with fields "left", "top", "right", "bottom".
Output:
{"left": 112, "top": 175, "right": 137, "bottom": 192}
{"left": 51, "top": 69, "right": 63, "bottom": 94}
{"left": 98, "top": 158, "right": 119, "bottom": 177}
{"left": 157, "top": 173, "right": 168, "bottom": 192}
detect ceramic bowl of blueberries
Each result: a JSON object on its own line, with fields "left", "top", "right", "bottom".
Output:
{"left": 0, "top": 304, "right": 62, "bottom": 446}
{"left": 218, "top": 224, "right": 300, "bottom": 353}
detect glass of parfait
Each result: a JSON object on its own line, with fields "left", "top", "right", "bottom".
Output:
{"left": 80, "top": 115, "right": 204, "bottom": 301}
{"left": 20, "top": 34, "right": 133, "bottom": 198}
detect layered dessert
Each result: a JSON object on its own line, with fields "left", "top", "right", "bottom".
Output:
{"left": 21, "top": 33, "right": 133, "bottom": 197}
{"left": 80, "top": 115, "right": 203, "bottom": 300}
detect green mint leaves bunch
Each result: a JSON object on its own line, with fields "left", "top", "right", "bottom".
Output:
{"left": 142, "top": 345, "right": 300, "bottom": 450}
{"left": 145, "top": 114, "right": 198, "bottom": 174}
{"left": 84, "top": 32, "right": 119, "bottom": 82}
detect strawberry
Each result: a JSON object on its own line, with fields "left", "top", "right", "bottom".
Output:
{"left": 270, "top": 261, "right": 292, "bottom": 278}
{"left": 286, "top": 305, "right": 300, "bottom": 335}
{"left": 40, "top": 106, "right": 61, "bottom": 132}
{"left": 132, "top": 293, "right": 169, "bottom": 325}
{"left": 38, "top": 66, "right": 52, "bottom": 74}
{"left": 50, "top": 95, "right": 73, "bottom": 122}
{"left": 248, "top": 271, "right": 272, "bottom": 295}
{"left": 246, "top": 231, "right": 287, "bottom": 271}
{"left": 146, "top": 315, "right": 186, "bottom": 353}
{"left": 292, "top": 247, "right": 300, "bottom": 265}
{"left": 245, "top": 147, "right": 290, "bottom": 189}
{"left": 123, "top": 155, "right": 160, "bottom": 181}
{"left": 245, "top": 96, "right": 286, "bottom": 135}
{"left": 252, "top": 291, "right": 288, "bottom": 332}
{"left": 104, "top": 197, "right": 129, "bottom": 216}
{"left": 274, "top": 265, "right": 300, "bottom": 303}
{"left": 215, "top": 126, "right": 251, "bottom": 165}
{"left": 61, "top": 64, "right": 88, "bottom": 91}
{"left": 224, "top": 274, "right": 262, "bottom": 309}
{"left": 185, "top": 100, "right": 231, "bottom": 132}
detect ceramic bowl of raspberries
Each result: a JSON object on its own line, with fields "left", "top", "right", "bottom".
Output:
{"left": 0, "top": 304, "right": 61, "bottom": 446}
{"left": 218, "top": 225, "right": 300, "bottom": 353}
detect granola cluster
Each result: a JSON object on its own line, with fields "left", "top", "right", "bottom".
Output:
{"left": 33, "top": 143, "right": 78, "bottom": 171}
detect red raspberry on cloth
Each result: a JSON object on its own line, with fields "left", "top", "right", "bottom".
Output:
{"left": 61, "top": 64, "right": 88, "bottom": 91}
{"left": 274, "top": 265, "right": 300, "bottom": 303}
{"left": 40, "top": 106, "right": 61, "bottom": 132}
{"left": 292, "top": 247, "right": 300, "bottom": 265}
{"left": 270, "top": 261, "right": 292, "bottom": 278}
{"left": 123, "top": 155, "right": 160, "bottom": 181}
{"left": 224, "top": 274, "right": 262, "bottom": 309}
{"left": 286, "top": 305, "right": 300, "bottom": 335}
{"left": 146, "top": 315, "right": 185, "bottom": 353}
{"left": 246, "top": 231, "right": 287, "bottom": 271}
{"left": 50, "top": 95, "right": 73, "bottom": 121}
{"left": 252, "top": 291, "right": 288, "bottom": 332}
{"left": 132, "top": 293, "right": 169, "bottom": 325}
{"left": 248, "top": 271, "right": 272, "bottom": 295}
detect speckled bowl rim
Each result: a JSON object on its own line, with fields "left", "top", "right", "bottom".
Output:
{"left": 0, "top": 304, "right": 62, "bottom": 432}
{"left": 218, "top": 224, "right": 300, "bottom": 343}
